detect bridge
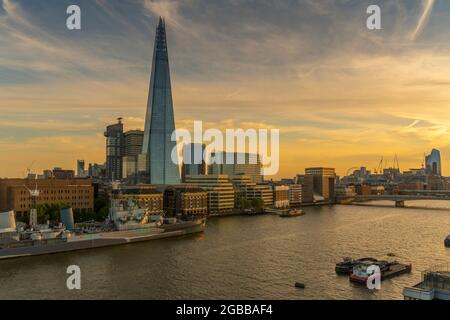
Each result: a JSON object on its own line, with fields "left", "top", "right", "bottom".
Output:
{"left": 337, "top": 190, "right": 450, "bottom": 207}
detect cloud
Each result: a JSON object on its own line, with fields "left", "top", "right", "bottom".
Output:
{"left": 411, "top": 0, "right": 436, "bottom": 40}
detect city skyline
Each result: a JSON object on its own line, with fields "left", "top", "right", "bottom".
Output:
{"left": 1, "top": 0, "right": 450, "bottom": 178}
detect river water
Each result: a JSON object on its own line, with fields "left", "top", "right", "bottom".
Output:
{"left": 1, "top": 201, "right": 449, "bottom": 300}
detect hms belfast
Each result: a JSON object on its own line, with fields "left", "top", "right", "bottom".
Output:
{"left": 0, "top": 18, "right": 205, "bottom": 260}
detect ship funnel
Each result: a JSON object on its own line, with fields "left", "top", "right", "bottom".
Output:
{"left": 0, "top": 211, "right": 16, "bottom": 232}
{"left": 60, "top": 207, "right": 75, "bottom": 231}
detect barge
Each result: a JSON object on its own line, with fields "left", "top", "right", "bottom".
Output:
{"left": 335, "top": 257, "right": 378, "bottom": 275}
{"left": 279, "top": 209, "right": 305, "bottom": 218}
{"left": 349, "top": 260, "right": 412, "bottom": 285}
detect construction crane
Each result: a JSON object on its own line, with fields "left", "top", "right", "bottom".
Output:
{"left": 393, "top": 155, "right": 400, "bottom": 171}
{"left": 374, "top": 156, "right": 383, "bottom": 174}
{"left": 23, "top": 160, "right": 37, "bottom": 179}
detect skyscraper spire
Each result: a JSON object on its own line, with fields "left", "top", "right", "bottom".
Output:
{"left": 142, "top": 17, "right": 180, "bottom": 185}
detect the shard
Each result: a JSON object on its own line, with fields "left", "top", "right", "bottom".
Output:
{"left": 142, "top": 17, "right": 180, "bottom": 185}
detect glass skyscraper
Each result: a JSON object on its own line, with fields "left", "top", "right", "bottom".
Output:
{"left": 425, "top": 148, "right": 442, "bottom": 176}
{"left": 142, "top": 17, "right": 180, "bottom": 185}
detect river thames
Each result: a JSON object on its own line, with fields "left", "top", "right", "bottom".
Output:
{"left": 1, "top": 201, "right": 449, "bottom": 300}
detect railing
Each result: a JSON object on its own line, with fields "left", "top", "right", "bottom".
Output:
{"left": 421, "top": 263, "right": 450, "bottom": 291}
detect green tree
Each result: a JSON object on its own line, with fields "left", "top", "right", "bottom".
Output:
{"left": 251, "top": 198, "right": 264, "bottom": 213}
{"left": 36, "top": 203, "right": 66, "bottom": 224}
{"left": 239, "top": 198, "right": 252, "bottom": 209}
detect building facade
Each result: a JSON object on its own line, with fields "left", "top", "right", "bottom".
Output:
{"left": 52, "top": 168, "right": 75, "bottom": 179}
{"left": 104, "top": 118, "right": 124, "bottom": 181}
{"left": 305, "top": 167, "right": 336, "bottom": 202}
{"left": 425, "top": 148, "right": 442, "bottom": 176}
{"left": 124, "top": 130, "right": 144, "bottom": 157}
{"left": 182, "top": 143, "right": 207, "bottom": 182}
{"left": 110, "top": 185, "right": 163, "bottom": 216}
{"left": 142, "top": 18, "right": 180, "bottom": 185}
{"left": 122, "top": 130, "right": 145, "bottom": 184}
{"left": 209, "top": 152, "right": 263, "bottom": 183}
{"left": 296, "top": 174, "right": 314, "bottom": 204}
{"left": 163, "top": 186, "right": 208, "bottom": 216}
{"left": 273, "top": 185, "right": 290, "bottom": 208}
{"left": 288, "top": 184, "right": 302, "bottom": 207}
{"left": 0, "top": 178, "right": 94, "bottom": 216}
{"left": 77, "top": 160, "right": 86, "bottom": 178}
{"left": 184, "top": 175, "right": 235, "bottom": 214}
{"left": 231, "top": 175, "right": 273, "bottom": 208}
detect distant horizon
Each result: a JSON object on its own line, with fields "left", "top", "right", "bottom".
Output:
{"left": 1, "top": 0, "right": 449, "bottom": 178}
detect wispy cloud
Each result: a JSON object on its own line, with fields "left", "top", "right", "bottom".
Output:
{"left": 411, "top": 0, "right": 436, "bottom": 40}
{"left": 1, "top": 1, "right": 450, "bottom": 177}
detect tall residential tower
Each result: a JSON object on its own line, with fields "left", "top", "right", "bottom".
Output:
{"left": 142, "top": 17, "right": 180, "bottom": 185}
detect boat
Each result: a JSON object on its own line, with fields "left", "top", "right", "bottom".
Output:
{"left": 279, "top": 209, "right": 305, "bottom": 218}
{"left": 335, "top": 257, "right": 378, "bottom": 275}
{"left": 349, "top": 261, "right": 412, "bottom": 285}
{"left": 294, "top": 282, "right": 305, "bottom": 289}
{"left": 444, "top": 235, "right": 450, "bottom": 247}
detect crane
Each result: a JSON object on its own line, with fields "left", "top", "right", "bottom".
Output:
{"left": 374, "top": 156, "right": 383, "bottom": 174}
{"left": 393, "top": 155, "right": 400, "bottom": 171}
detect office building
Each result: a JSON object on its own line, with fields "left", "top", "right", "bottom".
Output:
{"left": 124, "top": 130, "right": 144, "bottom": 157}
{"left": 104, "top": 118, "right": 124, "bottom": 181}
{"left": 296, "top": 174, "right": 314, "bottom": 204}
{"left": 142, "top": 18, "right": 180, "bottom": 185}
{"left": 231, "top": 175, "right": 273, "bottom": 208}
{"left": 52, "top": 167, "right": 75, "bottom": 179}
{"left": 163, "top": 186, "right": 208, "bottom": 216}
{"left": 122, "top": 130, "right": 144, "bottom": 184}
{"left": 88, "top": 163, "right": 106, "bottom": 179}
{"left": 425, "top": 149, "right": 442, "bottom": 176}
{"left": 0, "top": 178, "right": 94, "bottom": 216}
{"left": 273, "top": 185, "right": 290, "bottom": 208}
{"left": 182, "top": 143, "right": 206, "bottom": 182}
{"left": 305, "top": 167, "right": 336, "bottom": 202}
{"left": 209, "top": 152, "right": 263, "bottom": 183}
{"left": 288, "top": 184, "right": 302, "bottom": 207}
{"left": 184, "top": 175, "right": 235, "bottom": 214}
{"left": 77, "top": 160, "right": 86, "bottom": 178}
{"left": 110, "top": 185, "right": 163, "bottom": 216}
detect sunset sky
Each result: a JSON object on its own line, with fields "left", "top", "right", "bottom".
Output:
{"left": 1, "top": 0, "right": 450, "bottom": 179}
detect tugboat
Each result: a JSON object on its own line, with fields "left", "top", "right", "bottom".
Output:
{"left": 444, "top": 235, "right": 450, "bottom": 247}
{"left": 335, "top": 257, "right": 378, "bottom": 275}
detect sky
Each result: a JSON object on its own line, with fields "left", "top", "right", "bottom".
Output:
{"left": 1, "top": 0, "right": 450, "bottom": 179}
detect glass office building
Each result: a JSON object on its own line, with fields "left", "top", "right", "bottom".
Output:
{"left": 425, "top": 149, "right": 442, "bottom": 176}
{"left": 142, "top": 17, "right": 180, "bottom": 185}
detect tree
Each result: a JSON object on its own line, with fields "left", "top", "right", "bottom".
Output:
{"left": 239, "top": 198, "right": 252, "bottom": 209}
{"left": 36, "top": 203, "right": 66, "bottom": 224}
{"left": 251, "top": 198, "right": 264, "bottom": 213}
